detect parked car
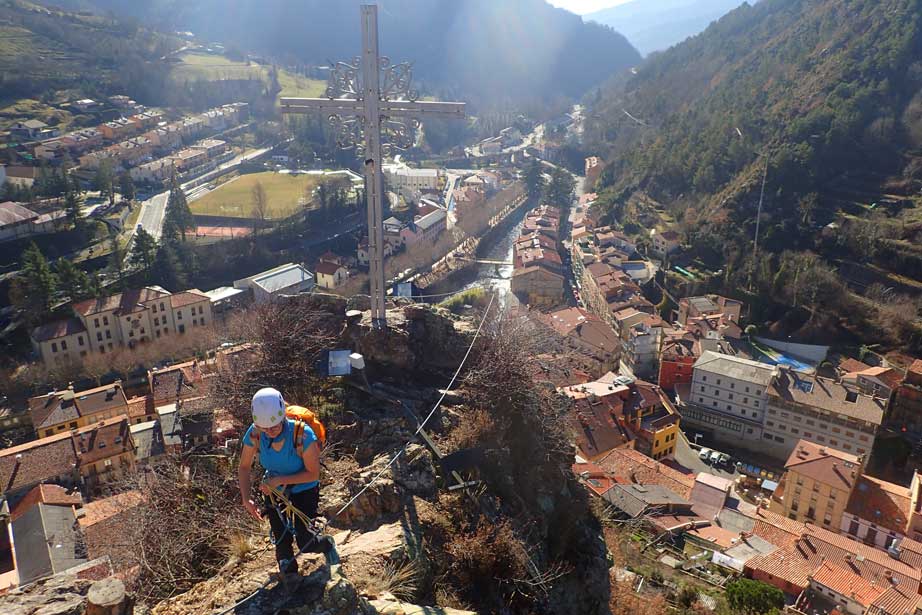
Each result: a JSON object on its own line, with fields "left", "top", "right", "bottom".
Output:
{"left": 699, "top": 447, "right": 712, "bottom": 462}
{"left": 718, "top": 453, "right": 731, "bottom": 467}
{"left": 709, "top": 450, "right": 722, "bottom": 465}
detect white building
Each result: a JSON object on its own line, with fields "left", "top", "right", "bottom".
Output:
{"left": 682, "top": 351, "right": 778, "bottom": 445}
{"left": 233, "top": 263, "right": 315, "bottom": 304}
{"left": 383, "top": 163, "right": 440, "bottom": 199}
{"left": 30, "top": 287, "right": 213, "bottom": 367}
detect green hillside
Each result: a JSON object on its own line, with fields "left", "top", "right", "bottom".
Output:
{"left": 585, "top": 0, "right": 922, "bottom": 351}
{"left": 0, "top": 0, "right": 179, "bottom": 105}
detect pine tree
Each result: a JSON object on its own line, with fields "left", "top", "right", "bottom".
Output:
{"left": 54, "top": 258, "right": 93, "bottom": 301}
{"left": 15, "top": 243, "right": 58, "bottom": 321}
{"left": 166, "top": 172, "right": 194, "bottom": 241}
{"left": 94, "top": 160, "right": 115, "bottom": 205}
{"left": 544, "top": 167, "right": 575, "bottom": 207}
{"left": 524, "top": 159, "right": 545, "bottom": 201}
{"left": 107, "top": 232, "right": 126, "bottom": 291}
{"left": 153, "top": 242, "right": 187, "bottom": 291}
{"left": 129, "top": 228, "right": 158, "bottom": 280}
{"left": 65, "top": 189, "right": 83, "bottom": 230}
{"left": 119, "top": 172, "right": 136, "bottom": 202}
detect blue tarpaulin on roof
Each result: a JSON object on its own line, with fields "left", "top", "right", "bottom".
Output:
{"left": 762, "top": 480, "right": 779, "bottom": 492}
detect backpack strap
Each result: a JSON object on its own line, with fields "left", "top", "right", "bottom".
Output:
{"left": 292, "top": 420, "right": 305, "bottom": 451}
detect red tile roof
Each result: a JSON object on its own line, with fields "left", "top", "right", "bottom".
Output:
{"left": 72, "top": 417, "right": 134, "bottom": 465}
{"left": 10, "top": 484, "right": 83, "bottom": 521}
{"left": 845, "top": 475, "right": 911, "bottom": 534}
{"left": 750, "top": 507, "right": 807, "bottom": 548}
{"left": 169, "top": 290, "right": 208, "bottom": 309}
{"left": 811, "top": 562, "right": 887, "bottom": 606}
{"left": 596, "top": 448, "right": 696, "bottom": 499}
{"left": 315, "top": 261, "right": 344, "bottom": 276}
{"left": 784, "top": 439, "right": 860, "bottom": 491}
{"left": 839, "top": 358, "right": 872, "bottom": 373}
{"left": 72, "top": 287, "right": 170, "bottom": 317}
{"left": 31, "top": 317, "right": 86, "bottom": 342}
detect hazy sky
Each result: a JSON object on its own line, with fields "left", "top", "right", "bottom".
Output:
{"left": 546, "top": 0, "right": 634, "bottom": 15}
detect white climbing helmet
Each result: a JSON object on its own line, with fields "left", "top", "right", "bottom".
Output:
{"left": 252, "top": 387, "right": 286, "bottom": 428}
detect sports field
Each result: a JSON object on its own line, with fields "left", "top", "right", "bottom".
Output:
{"left": 172, "top": 52, "right": 325, "bottom": 98}
{"left": 190, "top": 172, "right": 323, "bottom": 219}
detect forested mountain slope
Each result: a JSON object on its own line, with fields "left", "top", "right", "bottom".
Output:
{"left": 0, "top": 0, "right": 178, "bottom": 104}
{"left": 39, "top": 0, "right": 641, "bottom": 108}
{"left": 585, "top": 0, "right": 922, "bottom": 350}
{"left": 586, "top": 0, "right": 747, "bottom": 56}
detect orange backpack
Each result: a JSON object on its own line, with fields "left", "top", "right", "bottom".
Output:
{"left": 286, "top": 405, "right": 326, "bottom": 448}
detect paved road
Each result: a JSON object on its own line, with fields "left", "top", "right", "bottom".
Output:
{"left": 136, "top": 191, "right": 170, "bottom": 240}
{"left": 133, "top": 146, "right": 275, "bottom": 242}
{"left": 674, "top": 430, "right": 739, "bottom": 481}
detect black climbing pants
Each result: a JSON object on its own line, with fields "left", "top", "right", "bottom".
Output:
{"left": 264, "top": 485, "right": 321, "bottom": 573}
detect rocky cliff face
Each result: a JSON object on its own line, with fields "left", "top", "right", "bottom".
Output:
{"left": 2, "top": 300, "right": 611, "bottom": 615}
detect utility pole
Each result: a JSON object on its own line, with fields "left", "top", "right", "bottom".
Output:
{"left": 749, "top": 157, "right": 769, "bottom": 293}
{"left": 281, "top": 5, "right": 465, "bottom": 329}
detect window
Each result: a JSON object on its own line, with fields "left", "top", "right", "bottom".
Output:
{"left": 763, "top": 433, "right": 773, "bottom": 439}
{"left": 791, "top": 500, "right": 799, "bottom": 512}
{"left": 714, "top": 389, "right": 719, "bottom": 396}
{"left": 820, "top": 423, "right": 828, "bottom": 430}
{"left": 154, "top": 317, "right": 159, "bottom": 326}
{"left": 829, "top": 491, "right": 836, "bottom": 501}
{"left": 730, "top": 383, "right": 735, "bottom": 389}
{"left": 745, "top": 386, "right": 750, "bottom": 393}
{"left": 177, "top": 311, "right": 183, "bottom": 320}
{"left": 744, "top": 397, "right": 749, "bottom": 404}
{"left": 754, "top": 401, "right": 760, "bottom": 407}
{"left": 178, "top": 324, "right": 185, "bottom": 334}
{"left": 698, "top": 397, "right": 704, "bottom": 403}
{"left": 105, "top": 330, "right": 111, "bottom": 340}
{"left": 791, "top": 428, "right": 799, "bottom": 434}
{"left": 859, "top": 435, "right": 869, "bottom": 442}
{"left": 767, "top": 420, "right": 775, "bottom": 427}
{"left": 774, "top": 436, "right": 784, "bottom": 442}
{"left": 727, "top": 404, "right": 732, "bottom": 411}
{"left": 140, "top": 328, "right": 145, "bottom": 335}
{"left": 200, "top": 318, "right": 205, "bottom": 326}
{"left": 103, "top": 316, "right": 109, "bottom": 326}
{"left": 832, "top": 427, "right": 841, "bottom": 434}
{"left": 61, "top": 340, "right": 67, "bottom": 350}
{"left": 160, "top": 302, "right": 165, "bottom": 311}
{"left": 198, "top": 306, "right": 204, "bottom": 315}
{"left": 129, "top": 330, "right": 134, "bottom": 338}
{"left": 97, "top": 332, "right": 103, "bottom": 342}
{"left": 747, "top": 428, "right": 754, "bottom": 434}
{"left": 51, "top": 342, "right": 58, "bottom": 353}
{"left": 741, "top": 409, "right": 747, "bottom": 416}
{"left": 806, "top": 419, "right": 815, "bottom": 426}
{"left": 156, "top": 331, "right": 161, "bottom": 338}
{"left": 728, "top": 393, "right": 734, "bottom": 400}
{"left": 152, "top": 304, "right": 157, "bottom": 313}
{"left": 824, "top": 514, "right": 832, "bottom": 525}
{"left": 702, "top": 376, "right": 707, "bottom": 382}
{"left": 94, "top": 318, "right": 100, "bottom": 327}
{"left": 717, "top": 379, "right": 722, "bottom": 385}
{"left": 804, "top": 431, "right": 813, "bottom": 438}
{"left": 846, "top": 431, "right": 855, "bottom": 438}
{"left": 858, "top": 448, "right": 866, "bottom": 454}
{"left": 70, "top": 422, "right": 77, "bottom": 429}
{"left": 796, "top": 476, "right": 804, "bottom": 485}
{"left": 817, "top": 435, "right": 825, "bottom": 442}
{"left": 843, "top": 443, "right": 852, "bottom": 450}
{"left": 713, "top": 401, "right": 718, "bottom": 407}
{"left": 78, "top": 336, "right": 84, "bottom": 346}
{"left": 849, "top": 520, "right": 859, "bottom": 535}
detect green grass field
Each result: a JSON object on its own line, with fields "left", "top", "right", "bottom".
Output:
{"left": 172, "top": 52, "right": 325, "bottom": 98}
{"left": 190, "top": 172, "right": 323, "bottom": 219}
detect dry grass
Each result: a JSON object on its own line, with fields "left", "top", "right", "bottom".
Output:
{"left": 353, "top": 558, "right": 423, "bottom": 602}
{"left": 224, "top": 532, "right": 259, "bottom": 560}
{"left": 190, "top": 172, "right": 323, "bottom": 219}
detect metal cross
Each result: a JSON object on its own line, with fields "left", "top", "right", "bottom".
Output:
{"left": 281, "top": 4, "right": 465, "bottom": 329}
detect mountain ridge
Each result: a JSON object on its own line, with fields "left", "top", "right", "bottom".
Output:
{"left": 585, "top": 0, "right": 747, "bottom": 56}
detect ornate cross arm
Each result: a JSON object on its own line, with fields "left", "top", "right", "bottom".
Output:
{"left": 279, "top": 98, "right": 465, "bottom": 119}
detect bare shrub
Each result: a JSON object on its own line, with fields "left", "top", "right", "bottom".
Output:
{"left": 352, "top": 558, "right": 423, "bottom": 602}
{"left": 212, "top": 299, "right": 340, "bottom": 426}
{"left": 116, "top": 457, "right": 258, "bottom": 604}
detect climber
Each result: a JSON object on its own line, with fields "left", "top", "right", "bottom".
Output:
{"left": 238, "top": 387, "right": 339, "bottom": 575}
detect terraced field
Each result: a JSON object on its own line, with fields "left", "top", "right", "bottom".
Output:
{"left": 171, "top": 52, "right": 325, "bottom": 98}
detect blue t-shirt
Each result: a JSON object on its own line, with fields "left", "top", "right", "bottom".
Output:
{"left": 243, "top": 418, "right": 318, "bottom": 492}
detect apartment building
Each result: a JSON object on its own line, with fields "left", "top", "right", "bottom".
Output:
{"left": 762, "top": 370, "right": 884, "bottom": 460}
{"left": 30, "top": 287, "right": 213, "bottom": 368}
{"left": 681, "top": 351, "right": 777, "bottom": 445}
{"left": 770, "top": 440, "right": 860, "bottom": 530}
{"left": 28, "top": 382, "right": 129, "bottom": 438}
